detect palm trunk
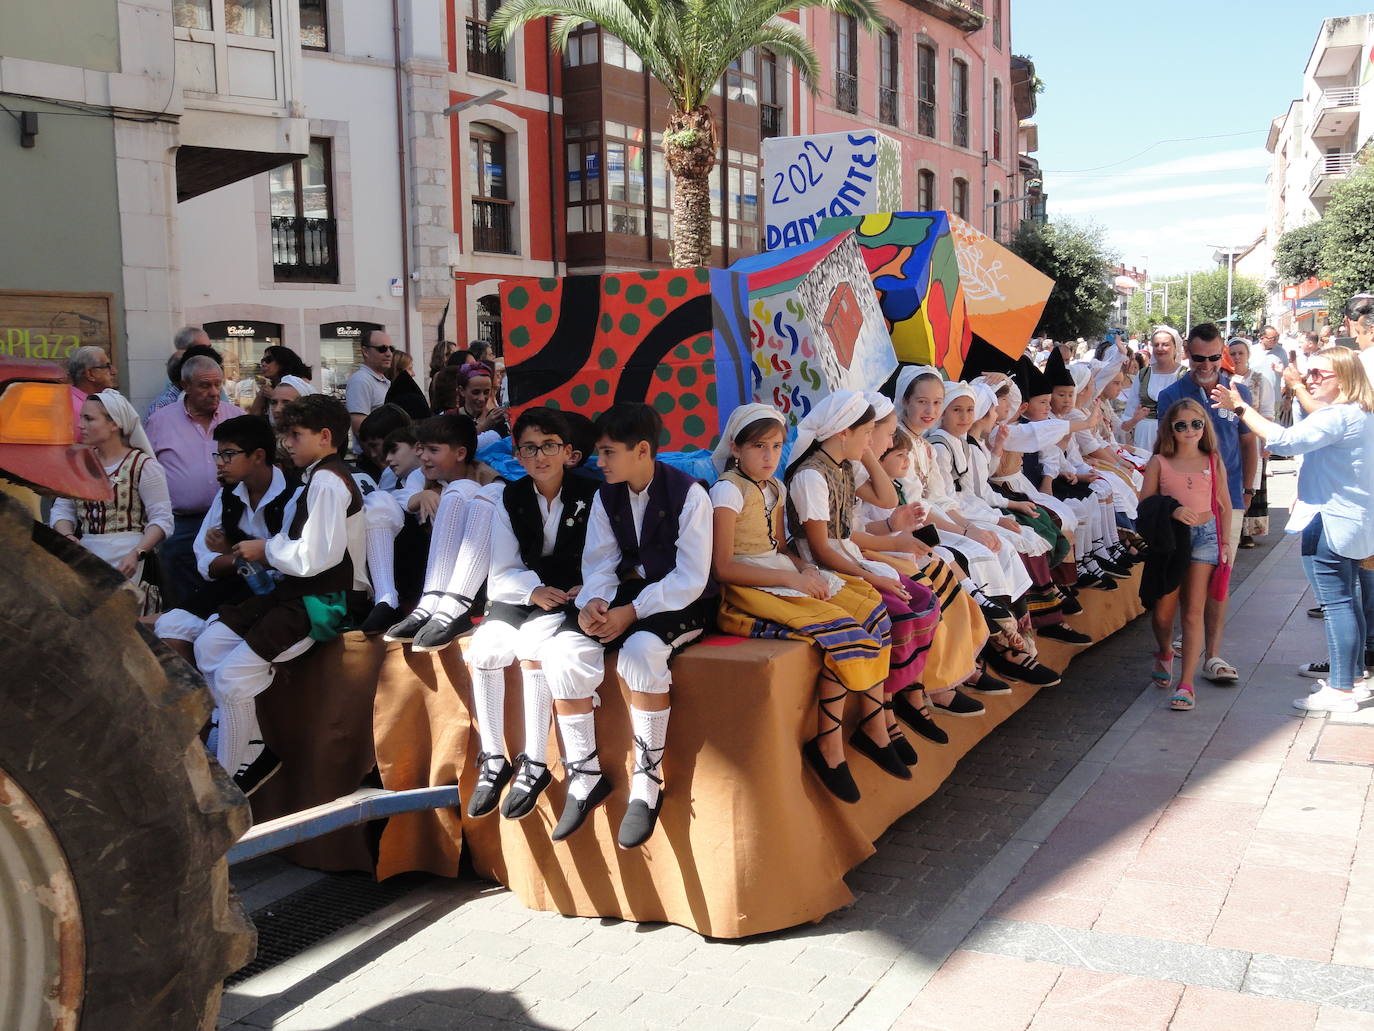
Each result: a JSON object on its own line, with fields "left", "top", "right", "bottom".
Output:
{"left": 663, "top": 105, "right": 717, "bottom": 268}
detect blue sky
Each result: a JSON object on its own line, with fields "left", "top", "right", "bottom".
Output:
{"left": 1013, "top": 1, "right": 1340, "bottom": 278}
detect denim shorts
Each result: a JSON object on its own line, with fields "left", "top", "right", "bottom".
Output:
{"left": 1190, "top": 521, "right": 1220, "bottom": 564}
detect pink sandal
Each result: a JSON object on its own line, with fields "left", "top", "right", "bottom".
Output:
{"left": 1170, "top": 682, "right": 1195, "bottom": 711}
{"left": 1151, "top": 650, "right": 1175, "bottom": 688}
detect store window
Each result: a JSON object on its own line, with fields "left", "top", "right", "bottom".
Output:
{"left": 203, "top": 321, "right": 283, "bottom": 408}
{"left": 318, "top": 321, "right": 384, "bottom": 399}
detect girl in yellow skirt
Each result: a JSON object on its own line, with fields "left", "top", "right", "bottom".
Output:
{"left": 711, "top": 403, "right": 893, "bottom": 803}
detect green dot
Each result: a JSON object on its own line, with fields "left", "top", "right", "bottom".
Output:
{"left": 508, "top": 326, "right": 530, "bottom": 349}
{"left": 673, "top": 344, "right": 690, "bottom": 361}
{"left": 680, "top": 392, "right": 699, "bottom": 410}
{"left": 625, "top": 284, "right": 647, "bottom": 305}
{"left": 706, "top": 383, "right": 717, "bottom": 406}
{"left": 507, "top": 286, "right": 530, "bottom": 309}
{"left": 658, "top": 426, "right": 671, "bottom": 447}
{"left": 641, "top": 271, "right": 660, "bottom": 281}
{"left": 571, "top": 383, "right": 591, "bottom": 406}
{"left": 654, "top": 363, "right": 673, "bottom": 382}
{"left": 678, "top": 366, "right": 698, "bottom": 388}
{"left": 619, "top": 313, "right": 641, "bottom": 335}
{"left": 600, "top": 313, "right": 614, "bottom": 333}
{"left": 683, "top": 414, "right": 706, "bottom": 438}
{"left": 604, "top": 277, "right": 621, "bottom": 295}
{"left": 653, "top": 392, "right": 676, "bottom": 414}
{"left": 598, "top": 347, "right": 618, "bottom": 369}
{"left": 667, "top": 277, "right": 689, "bottom": 297}
{"left": 693, "top": 334, "right": 713, "bottom": 356}
{"left": 545, "top": 397, "right": 561, "bottom": 409}
{"left": 702, "top": 359, "right": 715, "bottom": 377}
{"left": 648, "top": 298, "right": 667, "bottom": 317}
{"left": 535, "top": 304, "right": 554, "bottom": 323}
{"left": 594, "top": 379, "right": 610, "bottom": 396}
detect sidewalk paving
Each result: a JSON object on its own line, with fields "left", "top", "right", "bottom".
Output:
{"left": 221, "top": 469, "right": 1374, "bottom": 1030}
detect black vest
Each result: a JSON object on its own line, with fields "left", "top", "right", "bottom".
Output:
{"left": 220, "top": 470, "right": 297, "bottom": 547}
{"left": 276, "top": 455, "right": 364, "bottom": 599}
{"left": 502, "top": 472, "right": 600, "bottom": 592}
{"left": 1020, "top": 417, "right": 1046, "bottom": 484}
{"left": 600, "top": 462, "right": 700, "bottom": 585}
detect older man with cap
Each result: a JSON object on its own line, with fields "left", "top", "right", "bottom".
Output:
{"left": 68, "top": 345, "right": 116, "bottom": 426}
{"left": 146, "top": 354, "right": 246, "bottom": 606}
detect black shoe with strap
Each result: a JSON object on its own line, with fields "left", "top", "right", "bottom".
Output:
{"left": 618, "top": 735, "right": 666, "bottom": 849}
{"left": 382, "top": 608, "right": 431, "bottom": 643}
{"left": 1038, "top": 623, "right": 1092, "bottom": 645}
{"left": 932, "top": 690, "right": 985, "bottom": 717}
{"left": 551, "top": 755, "right": 611, "bottom": 842}
{"left": 465, "top": 751, "right": 513, "bottom": 817}
{"left": 233, "top": 742, "right": 281, "bottom": 798}
{"left": 984, "top": 647, "right": 1062, "bottom": 687}
{"left": 890, "top": 688, "right": 949, "bottom": 745}
{"left": 501, "top": 753, "right": 552, "bottom": 820}
{"left": 360, "top": 601, "right": 400, "bottom": 636}
{"left": 849, "top": 703, "right": 913, "bottom": 779}
{"left": 803, "top": 690, "right": 861, "bottom": 803}
{"left": 411, "top": 594, "right": 475, "bottom": 653}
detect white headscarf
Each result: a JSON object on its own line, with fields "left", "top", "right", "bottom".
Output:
{"left": 894, "top": 365, "right": 942, "bottom": 409}
{"left": 863, "top": 390, "right": 894, "bottom": 422}
{"left": 788, "top": 390, "right": 869, "bottom": 470}
{"left": 938, "top": 382, "right": 975, "bottom": 421}
{"left": 278, "top": 375, "right": 316, "bottom": 398}
{"left": 1092, "top": 350, "right": 1124, "bottom": 396}
{"left": 971, "top": 382, "right": 998, "bottom": 422}
{"left": 1151, "top": 325, "right": 1184, "bottom": 362}
{"left": 92, "top": 389, "right": 153, "bottom": 454}
{"left": 711, "top": 403, "right": 785, "bottom": 474}
{"left": 975, "top": 375, "right": 1021, "bottom": 423}
{"left": 1069, "top": 361, "right": 1094, "bottom": 395}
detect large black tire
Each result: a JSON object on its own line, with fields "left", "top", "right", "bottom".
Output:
{"left": 0, "top": 494, "right": 255, "bottom": 1029}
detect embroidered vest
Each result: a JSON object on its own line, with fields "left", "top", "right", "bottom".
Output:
{"left": 220, "top": 470, "right": 297, "bottom": 548}
{"left": 502, "top": 471, "right": 600, "bottom": 592}
{"left": 80, "top": 449, "right": 151, "bottom": 535}
{"left": 600, "top": 461, "right": 701, "bottom": 585}
{"left": 786, "top": 449, "right": 855, "bottom": 542}
{"left": 277, "top": 455, "right": 364, "bottom": 598}
{"left": 720, "top": 469, "right": 784, "bottom": 556}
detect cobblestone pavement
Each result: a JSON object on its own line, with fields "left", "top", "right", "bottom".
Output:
{"left": 221, "top": 472, "right": 1316, "bottom": 1031}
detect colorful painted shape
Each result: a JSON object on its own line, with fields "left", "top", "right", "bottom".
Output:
{"left": 731, "top": 231, "right": 896, "bottom": 424}
{"left": 816, "top": 211, "right": 972, "bottom": 379}
{"left": 762, "top": 131, "right": 902, "bottom": 250}
{"left": 501, "top": 269, "right": 750, "bottom": 452}
{"left": 946, "top": 213, "right": 1053, "bottom": 359}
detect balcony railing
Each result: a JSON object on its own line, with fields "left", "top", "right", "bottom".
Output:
{"left": 901, "top": 0, "right": 985, "bottom": 32}
{"left": 835, "top": 71, "right": 858, "bottom": 113}
{"left": 271, "top": 215, "right": 338, "bottom": 282}
{"left": 761, "top": 103, "right": 783, "bottom": 139}
{"left": 1318, "top": 85, "right": 1361, "bottom": 110}
{"left": 918, "top": 97, "right": 936, "bottom": 138}
{"left": 952, "top": 110, "right": 969, "bottom": 148}
{"left": 472, "top": 198, "right": 516, "bottom": 253}
{"left": 1309, "top": 152, "right": 1355, "bottom": 194}
{"left": 466, "top": 20, "right": 509, "bottom": 80}
{"left": 879, "top": 87, "right": 898, "bottom": 126}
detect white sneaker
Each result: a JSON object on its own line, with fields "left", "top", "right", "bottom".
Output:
{"left": 1293, "top": 681, "right": 1361, "bottom": 713}
{"left": 1310, "top": 679, "right": 1372, "bottom": 700}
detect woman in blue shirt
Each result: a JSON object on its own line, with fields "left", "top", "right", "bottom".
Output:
{"left": 1212, "top": 347, "right": 1374, "bottom": 712}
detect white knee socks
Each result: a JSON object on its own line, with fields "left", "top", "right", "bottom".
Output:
{"left": 217, "top": 697, "right": 261, "bottom": 776}
{"left": 435, "top": 499, "right": 495, "bottom": 619}
{"left": 556, "top": 711, "right": 600, "bottom": 800}
{"left": 629, "top": 706, "right": 669, "bottom": 807}
{"left": 419, "top": 490, "right": 470, "bottom": 612}
{"left": 522, "top": 667, "right": 552, "bottom": 763}
{"left": 366, "top": 525, "right": 400, "bottom": 609}
{"left": 471, "top": 665, "right": 506, "bottom": 759}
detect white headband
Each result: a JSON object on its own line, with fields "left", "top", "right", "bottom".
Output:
{"left": 711, "top": 403, "right": 785, "bottom": 473}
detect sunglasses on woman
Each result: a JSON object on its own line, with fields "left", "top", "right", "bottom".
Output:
{"left": 1171, "top": 419, "right": 1206, "bottom": 432}
{"left": 1304, "top": 369, "right": 1335, "bottom": 384}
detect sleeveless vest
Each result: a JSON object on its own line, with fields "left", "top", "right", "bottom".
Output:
{"left": 80, "top": 449, "right": 151, "bottom": 535}
{"left": 600, "top": 461, "right": 700, "bottom": 585}
{"left": 786, "top": 449, "right": 855, "bottom": 542}
{"left": 276, "top": 455, "right": 364, "bottom": 599}
{"left": 220, "top": 470, "right": 297, "bottom": 547}
{"left": 720, "top": 469, "right": 783, "bottom": 556}
{"left": 502, "top": 471, "right": 600, "bottom": 592}
{"left": 1020, "top": 417, "right": 1046, "bottom": 484}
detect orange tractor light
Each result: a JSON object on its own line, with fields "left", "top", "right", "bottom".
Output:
{"left": 0, "top": 381, "right": 76, "bottom": 446}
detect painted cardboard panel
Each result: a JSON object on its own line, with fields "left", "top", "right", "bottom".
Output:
{"left": 816, "top": 211, "right": 972, "bottom": 379}
{"left": 501, "top": 269, "right": 750, "bottom": 452}
{"left": 946, "top": 213, "right": 1053, "bottom": 358}
{"left": 762, "top": 131, "right": 902, "bottom": 250}
{"left": 731, "top": 231, "right": 896, "bottom": 423}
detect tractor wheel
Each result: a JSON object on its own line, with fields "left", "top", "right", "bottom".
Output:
{"left": 0, "top": 494, "right": 254, "bottom": 1030}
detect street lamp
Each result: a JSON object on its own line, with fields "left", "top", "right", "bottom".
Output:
{"left": 443, "top": 89, "right": 508, "bottom": 116}
{"left": 1208, "top": 243, "right": 1248, "bottom": 337}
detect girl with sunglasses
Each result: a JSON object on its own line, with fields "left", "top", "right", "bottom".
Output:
{"left": 1140, "top": 399, "right": 1227, "bottom": 710}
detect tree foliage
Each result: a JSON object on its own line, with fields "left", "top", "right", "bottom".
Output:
{"left": 1008, "top": 219, "right": 1115, "bottom": 340}
{"left": 1319, "top": 159, "right": 1374, "bottom": 318}
{"left": 1274, "top": 222, "right": 1326, "bottom": 285}
{"left": 1124, "top": 266, "right": 1266, "bottom": 336}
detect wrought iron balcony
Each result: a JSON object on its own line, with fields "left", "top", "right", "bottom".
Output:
{"left": 899, "top": 0, "right": 985, "bottom": 32}
{"left": 879, "top": 87, "right": 898, "bottom": 127}
{"left": 952, "top": 110, "right": 969, "bottom": 148}
{"left": 761, "top": 103, "right": 783, "bottom": 139}
{"left": 918, "top": 98, "right": 936, "bottom": 138}
{"left": 466, "top": 20, "right": 510, "bottom": 80}
{"left": 271, "top": 215, "right": 338, "bottom": 282}
{"left": 835, "top": 72, "right": 858, "bottom": 114}
{"left": 472, "top": 198, "right": 516, "bottom": 254}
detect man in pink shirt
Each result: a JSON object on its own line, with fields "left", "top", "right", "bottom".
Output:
{"left": 67, "top": 346, "right": 116, "bottom": 428}
{"left": 146, "top": 354, "right": 245, "bottom": 606}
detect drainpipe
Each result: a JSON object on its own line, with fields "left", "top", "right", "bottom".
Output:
{"left": 547, "top": 19, "right": 560, "bottom": 276}
{"left": 391, "top": 0, "right": 414, "bottom": 353}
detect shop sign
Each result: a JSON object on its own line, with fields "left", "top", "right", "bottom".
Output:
{"left": 320, "top": 321, "right": 383, "bottom": 340}
{"left": 0, "top": 290, "right": 117, "bottom": 364}
{"left": 203, "top": 320, "right": 282, "bottom": 341}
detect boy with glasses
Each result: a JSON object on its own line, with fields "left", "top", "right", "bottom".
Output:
{"left": 1156, "top": 322, "right": 1258, "bottom": 684}
{"left": 462, "top": 407, "right": 600, "bottom": 820}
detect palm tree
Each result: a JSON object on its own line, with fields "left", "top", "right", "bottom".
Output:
{"left": 489, "top": 0, "right": 881, "bottom": 267}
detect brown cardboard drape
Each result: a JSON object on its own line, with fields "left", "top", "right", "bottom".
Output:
{"left": 251, "top": 573, "right": 1143, "bottom": 938}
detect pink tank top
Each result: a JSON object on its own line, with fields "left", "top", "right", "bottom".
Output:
{"left": 1157, "top": 455, "right": 1212, "bottom": 512}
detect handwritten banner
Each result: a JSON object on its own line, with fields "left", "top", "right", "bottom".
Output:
{"left": 762, "top": 131, "right": 902, "bottom": 251}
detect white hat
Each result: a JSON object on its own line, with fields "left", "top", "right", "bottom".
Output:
{"left": 92, "top": 389, "right": 153, "bottom": 454}
{"left": 711, "top": 403, "right": 785, "bottom": 474}
{"left": 788, "top": 390, "right": 870, "bottom": 470}
{"left": 278, "top": 375, "right": 316, "bottom": 397}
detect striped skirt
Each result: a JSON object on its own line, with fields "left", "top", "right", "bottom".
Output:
{"left": 717, "top": 576, "right": 892, "bottom": 694}
{"left": 872, "top": 572, "right": 941, "bottom": 696}
{"left": 884, "top": 553, "right": 989, "bottom": 693}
